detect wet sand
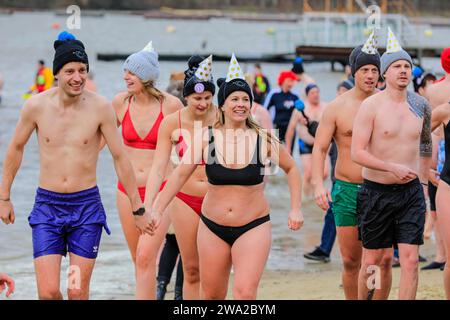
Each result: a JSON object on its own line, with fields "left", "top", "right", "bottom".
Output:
{"left": 158, "top": 237, "right": 447, "bottom": 301}
{"left": 158, "top": 265, "right": 446, "bottom": 300}
{"left": 255, "top": 267, "right": 446, "bottom": 300}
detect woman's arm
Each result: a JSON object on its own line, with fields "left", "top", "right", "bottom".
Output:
{"left": 149, "top": 127, "right": 208, "bottom": 233}
{"left": 269, "top": 140, "right": 303, "bottom": 230}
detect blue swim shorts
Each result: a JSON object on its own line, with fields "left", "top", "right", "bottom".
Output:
{"left": 28, "top": 186, "right": 111, "bottom": 259}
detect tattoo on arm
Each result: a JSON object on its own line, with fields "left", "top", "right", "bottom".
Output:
{"left": 407, "top": 92, "right": 432, "bottom": 157}
{"left": 420, "top": 102, "right": 432, "bottom": 157}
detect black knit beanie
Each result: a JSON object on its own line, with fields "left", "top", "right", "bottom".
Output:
{"left": 217, "top": 77, "right": 253, "bottom": 107}
{"left": 183, "top": 55, "right": 215, "bottom": 97}
{"left": 53, "top": 39, "right": 89, "bottom": 75}
{"left": 349, "top": 45, "right": 380, "bottom": 76}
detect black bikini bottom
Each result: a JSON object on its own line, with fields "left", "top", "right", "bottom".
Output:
{"left": 200, "top": 214, "right": 270, "bottom": 246}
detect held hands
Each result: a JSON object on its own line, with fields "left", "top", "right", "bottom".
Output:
{"left": 0, "top": 273, "right": 15, "bottom": 298}
{"left": 148, "top": 208, "right": 163, "bottom": 236}
{"left": 314, "top": 184, "right": 332, "bottom": 211}
{"left": 288, "top": 209, "right": 304, "bottom": 231}
{"left": 388, "top": 163, "right": 418, "bottom": 182}
{"left": 133, "top": 212, "right": 153, "bottom": 236}
{"left": 0, "top": 200, "right": 15, "bottom": 225}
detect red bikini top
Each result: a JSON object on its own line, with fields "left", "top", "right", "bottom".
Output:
{"left": 175, "top": 110, "right": 205, "bottom": 165}
{"left": 121, "top": 97, "right": 164, "bottom": 150}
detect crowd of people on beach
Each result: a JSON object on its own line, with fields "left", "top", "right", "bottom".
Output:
{"left": 0, "top": 28, "right": 449, "bottom": 301}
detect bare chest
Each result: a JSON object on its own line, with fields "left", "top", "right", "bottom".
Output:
{"left": 374, "top": 106, "right": 422, "bottom": 141}
{"left": 335, "top": 105, "right": 359, "bottom": 141}
{"left": 37, "top": 111, "right": 101, "bottom": 148}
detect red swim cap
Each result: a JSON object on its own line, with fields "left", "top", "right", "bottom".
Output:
{"left": 441, "top": 47, "right": 450, "bottom": 73}
{"left": 278, "top": 70, "right": 299, "bottom": 86}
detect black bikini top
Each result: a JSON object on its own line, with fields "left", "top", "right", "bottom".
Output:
{"left": 205, "top": 126, "right": 265, "bottom": 186}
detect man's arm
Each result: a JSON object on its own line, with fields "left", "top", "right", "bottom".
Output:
{"left": 419, "top": 103, "right": 432, "bottom": 185}
{"left": 0, "top": 100, "right": 37, "bottom": 198}
{"left": 0, "top": 99, "right": 37, "bottom": 224}
{"left": 312, "top": 104, "right": 336, "bottom": 210}
{"left": 98, "top": 99, "right": 142, "bottom": 212}
{"left": 297, "top": 123, "right": 315, "bottom": 145}
{"left": 99, "top": 94, "right": 124, "bottom": 151}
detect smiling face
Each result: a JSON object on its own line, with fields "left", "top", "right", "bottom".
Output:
{"left": 186, "top": 91, "right": 213, "bottom": 115}
{"left": 354, "top": 64, "right": 379, "bottom": 93}
{"left": 384, "top": 60, "right": 412, "bottom": 89}
{"left": 123, "top": 69, "right": 144, "bottom": 94}
{"left": 222, "top": 91, "right": 251, "bottom": 125}
{"left": 57, "top": 62, "right": 88, "bottom": 97}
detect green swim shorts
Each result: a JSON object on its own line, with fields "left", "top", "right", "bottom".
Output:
{"left": 331, "top": 179, "right": 362, "bottom": 227}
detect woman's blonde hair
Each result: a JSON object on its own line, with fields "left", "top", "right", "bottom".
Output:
{"left": 124, "top": 79, "right": 164, "bottom": 103}
{"left": 214, "top": 103, "right": 280, "bottom": 147}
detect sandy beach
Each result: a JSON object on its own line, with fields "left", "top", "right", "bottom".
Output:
{"left": 148, "top": 238, "right": 447, "bottom": 300}
{"left": 158, "top": 265, "right": 446, "bottom": 300}
{"left": 256, "top": 267, "right": 445, "bottom": 300}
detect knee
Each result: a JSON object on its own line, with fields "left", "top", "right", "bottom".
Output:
{"left": 400, "top": 254, "right": 419, "bottom": 271}
{"left": 135, "top": 248, "right": 156, "bottom": 271}
{"left": 303, "top": 170, "right": 312, "bottom": 180}
{"left": 233, "top": 284, "right": 257, "bottom": 300}
{"left": 39, "top": 287, "right": 62, "bottom": 300}
{"left": 361, "top": 258, "right": 381, "bottom": 275}
{"left": 380, "top": 254, "right": 393, "bottom": 271}
{"left": 202, "top": 288, "right": 227, "bottom": 300}
{"left": 68, "top": 288, "right": 88, "bottom": 300}
{"left": 342, "top": 256, "right": 361, "bottom": 273}
{"left": 183, "top": 263, "right": 200, "bottom": 284}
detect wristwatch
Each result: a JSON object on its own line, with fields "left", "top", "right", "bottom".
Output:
{"left": 132, "top": 207, "right": 146, "bottom": 216}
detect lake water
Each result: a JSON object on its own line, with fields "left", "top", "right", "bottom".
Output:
{"left": 0, "top": 11, "right": 445, "bottom": 299}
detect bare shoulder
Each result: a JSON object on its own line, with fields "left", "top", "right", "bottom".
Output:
{"left": 162, "top": 91, "right": 183, "bottom": 115}
{"left": 111, "top": 91, "right": 129, "bottom": 113}
{"left": 360, "top": 90, "right": 382, "bottom": 110}
{"left": 321, "top": 93, "right": 346, "bottom": 119}
{"left": 23, "top": 88, "right": 56, "bottom": 117}
{"left": 407, "top": 91, "right": 429, "bottom": 108}
{"left": 85, "top": 91, "right": 110, "bottom": 110}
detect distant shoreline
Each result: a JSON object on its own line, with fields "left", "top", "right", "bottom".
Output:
{"left": 1, "top": 7, "right": 450, "bottom": 23}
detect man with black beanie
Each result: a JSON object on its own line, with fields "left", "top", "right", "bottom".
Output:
{"left": 0, "top": 32, "right": 149, "bottom": 300}
{"left": 310, "top": 31, "right": 388, "bottom": 300}
{"left": 352, "top": 28, "right": 432, "bottom": 300}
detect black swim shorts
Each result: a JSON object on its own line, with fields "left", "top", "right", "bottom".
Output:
{"left": 357, "top": 178, "right": 425, "bottom": 249}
